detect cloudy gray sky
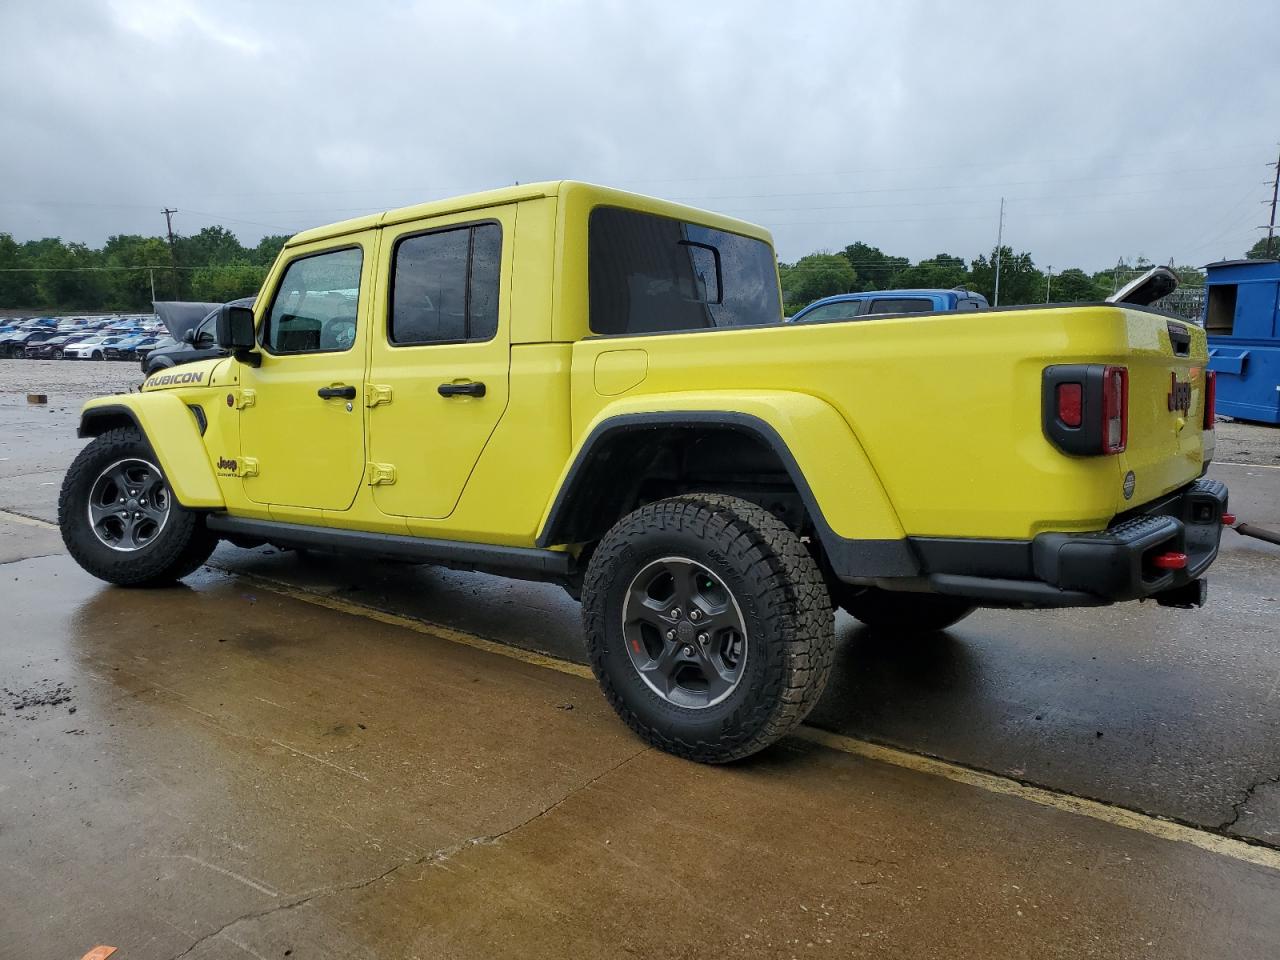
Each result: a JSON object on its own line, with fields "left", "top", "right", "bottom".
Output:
{"left": 2, "top": 0, "right": 1278, "bottom": 271}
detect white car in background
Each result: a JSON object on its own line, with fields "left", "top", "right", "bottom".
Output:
{"left": 63, "top": 335, "right": 124, "bottom": 360}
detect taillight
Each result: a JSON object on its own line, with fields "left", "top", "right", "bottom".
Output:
{"left": 1056, "top": 383, "right": 1083, "bottom": 427}
{"left": 1043, "top": 364, "right": 1129, "bottom": 456}
{"left": 1203, "top": 370, "right": 1216, "bottom": 430}
{"left": 1102, "top": 365, "right": 1128, "bottom": 454}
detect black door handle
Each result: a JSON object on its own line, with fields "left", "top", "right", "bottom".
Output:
{"left": 438, "top": 381, "right": 486, "bottom": 398}
{"left": 317, "top": 385, "right": 357, "bottom": 400}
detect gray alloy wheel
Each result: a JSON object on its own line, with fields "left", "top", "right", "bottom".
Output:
{"left": 622, "top": 556, "right": 748, "bottom": 708}
{"left": 86, "top": 457, "right": 171, "bottom": 551}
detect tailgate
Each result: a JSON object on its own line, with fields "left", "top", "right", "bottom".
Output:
{"left": 1117, "top": 312, "right": 1213, "bottom": 510}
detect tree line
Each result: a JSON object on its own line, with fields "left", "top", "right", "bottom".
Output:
{"left": 778, "top": 242, "right": 1230, "bottom": 314}
{"left": 0, "top": 223, "right": 1272, "bottom": 313}
{"left": 0, "top": 227, "right": 289, "bottom": 312}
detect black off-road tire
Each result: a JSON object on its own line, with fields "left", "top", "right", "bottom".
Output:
{"left": 582, "top": 494, "right": 834, "bottom": 763}
{"left": 59, "top": 426, "right": 217, "bottom": 586}
{"left": 837, "top": 586, "right": 975, "bottom": 633}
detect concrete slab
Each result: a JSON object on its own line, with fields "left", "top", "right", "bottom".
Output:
{"left": 2, "top": 554, "right": 1278, "bottom": 960}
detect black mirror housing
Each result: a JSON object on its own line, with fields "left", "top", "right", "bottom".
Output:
{"left": 215, "top": 304, "right": 256, "bottom": 351}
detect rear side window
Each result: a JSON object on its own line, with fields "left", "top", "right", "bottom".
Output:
{"left": 262, "top": 247, "right": 363, "bottom": 354}
{"left": 867, "top": 297, "right": 934, "bottom": 315}
{"left": 588, "top": 207, "right": 782, "bottom": 335}
{"left": 956, "top": 298, "right": 982, "bottom": 312}
{"left": 390, "top": 223, "right": 502, "bottom": 346}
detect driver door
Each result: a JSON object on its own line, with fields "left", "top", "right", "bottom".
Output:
{"left": 238, "top": 235, "right": 376, "bottom": 515}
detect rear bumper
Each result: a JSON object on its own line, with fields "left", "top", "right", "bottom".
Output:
{"left": 1030, "top": 478, "right": 1226, "bottom": 602}
{"left": 883, "top": 478, "right": 1228, "bottom": 608}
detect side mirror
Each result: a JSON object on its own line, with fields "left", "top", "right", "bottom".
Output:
{"left": 215, "top": 305, "right": 256, "bottom": 351}
{"left": 182, "top": 328, "right": 197, "bottom": 344}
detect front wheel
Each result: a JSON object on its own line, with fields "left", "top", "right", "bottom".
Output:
{"left": 52, "top": 349, "right": 63, "bottom": 359}
{"left": 59, "top": 427, "right": 217, "bottom": 586}
{"left": 92, "top": 350, "right": 103, "bottom": 360}
{"left": 582, "top": 494, "right": 834, "bottom": 763}
{"left": 836, "top": 586, "right": 975, "bottom": 633}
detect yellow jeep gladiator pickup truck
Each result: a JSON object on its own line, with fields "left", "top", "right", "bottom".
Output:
{"left": 59, "top": 181, "right": 1228, "bottom": 762}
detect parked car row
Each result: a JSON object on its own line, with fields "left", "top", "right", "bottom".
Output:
{"left": 0, "top": 313, "right": 172, "bottom": 362}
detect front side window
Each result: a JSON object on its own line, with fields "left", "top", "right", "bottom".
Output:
{"left": 390, "top": 223, "right": 502, "bottom": 346}
{"left": 262, "top": 247, "right": 363, "bottom": 354}
{"left": 867, "top": 297, "right": 934, "bottom": 315}
{"left": 588, "top": 207, "right": 782, "bottom": 335}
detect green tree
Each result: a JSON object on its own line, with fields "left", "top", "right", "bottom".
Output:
{"left": 190, "top": 262, "right": 267, "bottom": 303}
{"left": 969, "top": 246, "right": 1044, "bottom": 306}
{"left": 176, "top": 226, "right": 246, "bottom": 267}
{"left": 0, "top": 232, "right": 38, "bottom": 307}
{"left": 890, "top": 252, "right": 968, "bottom": 291}
{"left": 103, "top": 235, "right": 179, "bottom": 309}
{"left": 780, "top": 253, "right": 857, "bottom": 308}
{"left": 1246, "top": 237, "right": 1276, "bottom": 260}
{"left": 34, "top": 240, "right": 106, "bottom": 309}
{"left": 1048, "top": 268, "right": 1107, "bottom": 302}
{"left": 251, "top": 234, "right": 290, "bottom": 267}
{"left": 841, "top": 242, "right": 907, "bottom": 291}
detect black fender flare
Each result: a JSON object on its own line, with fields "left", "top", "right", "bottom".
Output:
{"left": 535, "top": 411, "right": 918, "bottom": 579}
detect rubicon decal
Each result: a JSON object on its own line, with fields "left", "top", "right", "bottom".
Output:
{"left": 145, "top": 370, "right": 204, "bottom": 389}
{"left": 1167, "top": 373, "right": 1192, "bottom": 415}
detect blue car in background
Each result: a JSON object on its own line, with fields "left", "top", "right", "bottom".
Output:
{"left": 788, "top": 287, "right": 989, "bottom": 323}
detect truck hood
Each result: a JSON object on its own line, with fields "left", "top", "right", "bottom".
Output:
{"left": 153, "top": 301, "right": 222, "bottom": 340}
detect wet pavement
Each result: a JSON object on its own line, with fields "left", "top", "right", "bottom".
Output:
{"left": 2, "top": 364, "right": 1280, "bottom": 958}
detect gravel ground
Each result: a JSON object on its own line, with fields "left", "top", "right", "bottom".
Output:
{"left": 1, "top": 358, "right": 1277, "bottom": 463}
{"left": 0, "top": 358, "right": 143, "bottom": 401}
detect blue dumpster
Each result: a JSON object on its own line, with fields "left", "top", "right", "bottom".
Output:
{"left": 1202, "top": 258, "right": 1280, "bottom": 424}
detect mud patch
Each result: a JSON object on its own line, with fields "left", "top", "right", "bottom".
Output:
{"left": 2, "top": 679, "right": 74, "bottom": 718}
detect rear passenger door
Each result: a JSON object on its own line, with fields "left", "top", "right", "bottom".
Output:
{"left": 366, "top": 207, "right": 515, "bottom": 520}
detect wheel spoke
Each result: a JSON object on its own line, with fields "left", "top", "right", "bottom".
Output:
{"left": 88, "top": 499, "right": 122, "bottom": 528}
{"left": 696, "top": 646, "right": 739, "bottom": 700}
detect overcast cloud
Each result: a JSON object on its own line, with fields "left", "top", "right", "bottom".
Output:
{"left": 2, "top": 0, "right": 1277, "bottom": 270}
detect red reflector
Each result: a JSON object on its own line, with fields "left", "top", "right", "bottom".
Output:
{"left": 1152, "top": 551, "right": 1188, "bottom": 570}
{"left": 1056, "top": 383, "right": 1083, "bottom": 427}
{"left": 1203, "top": 370, "right": 1217, "bottom": 430}
{"left": 1222, "top": 512, "right": 1236, "bottom": 525}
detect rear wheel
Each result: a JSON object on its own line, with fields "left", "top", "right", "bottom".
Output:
{"left": 52, "top": 349, "right": 63, "bottom": 359}
{"left": 59, "top": 427, "right": 217, "bottom": 586}
{"left": 582, "top": 494, "right": 834, "bottom": 763}
{"left": 836, "top": 586, "right": 975, "bottom": 633}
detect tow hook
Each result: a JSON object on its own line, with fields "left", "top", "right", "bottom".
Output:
{"left": 1153, "top": 579, "right": 1208, "bottom": 609}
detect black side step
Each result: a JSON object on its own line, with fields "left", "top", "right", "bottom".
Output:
{"left": 205, "top": 514, "right": 574, "bottom": 583}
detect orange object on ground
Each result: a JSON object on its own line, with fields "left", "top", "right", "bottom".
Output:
{"left": 80, "top": 948, "right": 117, "bottom": 960}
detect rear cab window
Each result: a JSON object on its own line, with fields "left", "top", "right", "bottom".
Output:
{"left": 588, "top": 207, "right": 782, "bottom": 335}
{"left": 867, "top": 297, "right": 935, "bottom": 315}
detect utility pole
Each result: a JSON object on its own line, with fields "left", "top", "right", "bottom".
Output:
{"left": 1045, "top": 265, "right": 1052, "bottom": 303}
{"left": 993, "top": 197, "right": 1005, "bottom": 307}
{"left": 1265, "top": 148, "right": 1279, "bottom": 258}
{"left": 149, "top": 267, "right": 156, "bottom": 306}
{"left": 161, "top": 208, "right": 179, "bottom": 297}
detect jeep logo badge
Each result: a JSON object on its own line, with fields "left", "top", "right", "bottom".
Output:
{"left": 217, "top": 456, "right": 238, "bottom": 473}
{"left": 1167, "top": 373, "right": 1192, "bottom": 415}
